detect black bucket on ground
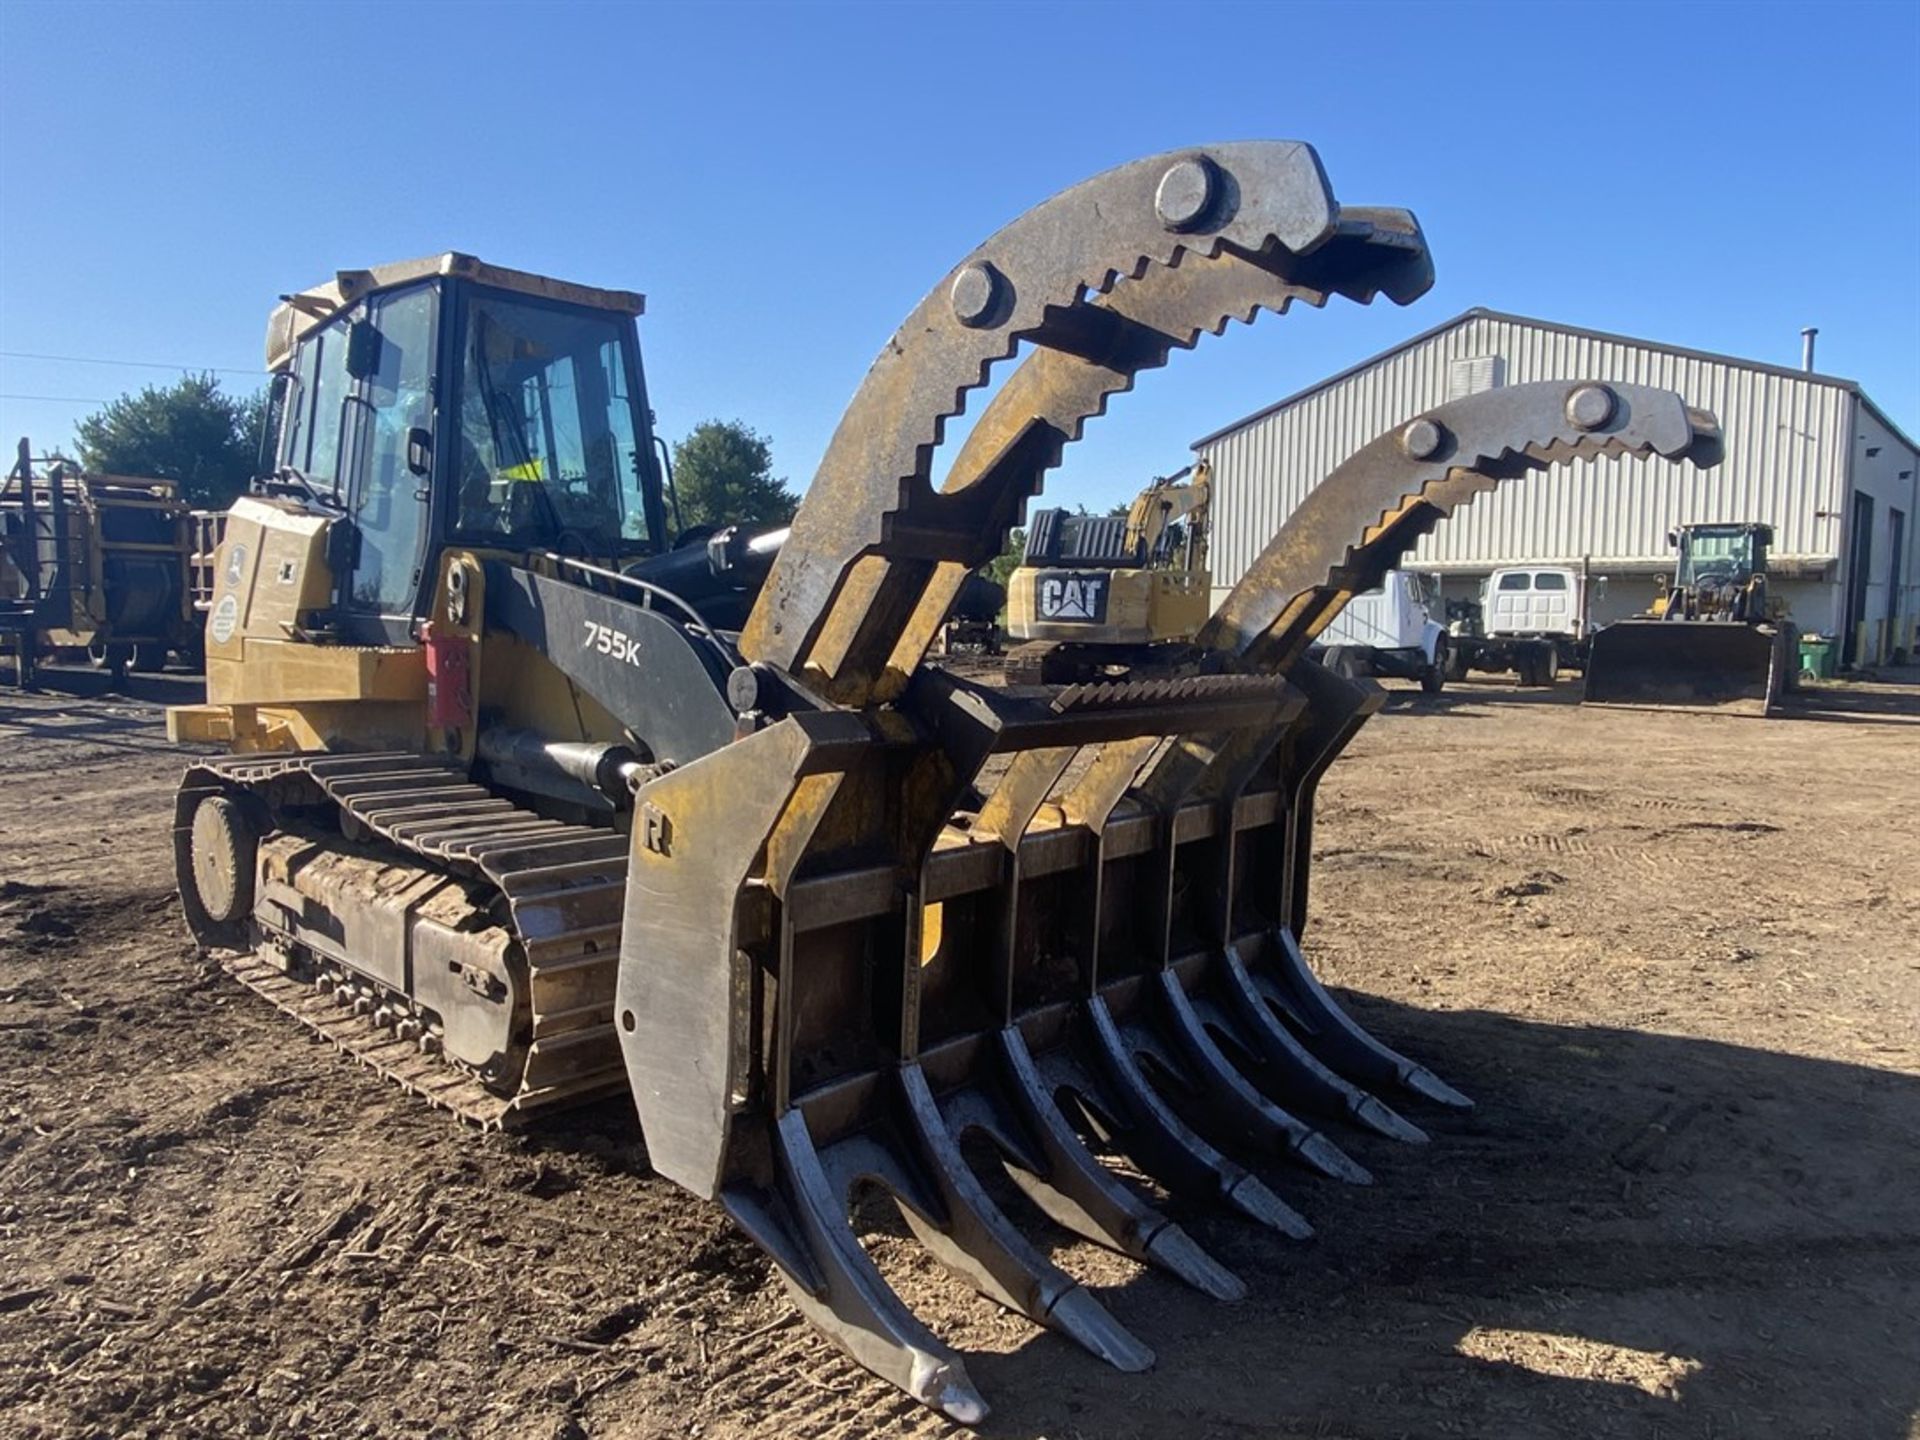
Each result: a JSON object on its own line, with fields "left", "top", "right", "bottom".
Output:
{"left": 1583, "top": 619, "right": 1791, "bottom": 713}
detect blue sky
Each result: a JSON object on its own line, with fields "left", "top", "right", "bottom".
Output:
{"left": 2, "top": 0, "right": 1915, "bottom": 514}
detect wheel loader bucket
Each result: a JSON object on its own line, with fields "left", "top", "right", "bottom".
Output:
{"left": 1584, "top": 618, "right": 1792, "bottom": 713}
{"left": 611, "top": 143, "right": 1725, "bottom": 1420}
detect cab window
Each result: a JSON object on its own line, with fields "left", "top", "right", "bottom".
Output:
{"left": 348, "top": 285, "right": 436, "bottom": 614}
{"left": 453, "top": 292, "right": 651, "bottom": 554}
{"left": 1534, "top": 572, "right": 1568, "bottom": 591}
{"left": 304, "top": 315, "right": 356, "bottom": 494}
{"left": 1497, "top": 572, "right": 1530, "bottom": 591}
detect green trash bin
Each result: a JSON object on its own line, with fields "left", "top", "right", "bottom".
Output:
{"left": 1798, "top": 635, "right": 1836, "bottom": 680}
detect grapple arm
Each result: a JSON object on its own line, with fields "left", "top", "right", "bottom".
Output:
{"left": 615, "top": 146, "right": 1722, "bottom": 1421}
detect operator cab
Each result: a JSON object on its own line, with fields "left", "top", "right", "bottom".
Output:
{"left": 264, "top": 254, "right": 668, "bottom": 644}
{"left": 1673, "top": 522, "right": 1771, "bottom": 589}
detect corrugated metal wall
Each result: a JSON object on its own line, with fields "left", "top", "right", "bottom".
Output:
{"left": 1202, "top": 313, "right": 1854, "bottom": 590}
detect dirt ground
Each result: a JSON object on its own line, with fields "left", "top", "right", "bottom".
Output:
{"left": 1, "top": 667, "right": 1916, "bottom": 1440}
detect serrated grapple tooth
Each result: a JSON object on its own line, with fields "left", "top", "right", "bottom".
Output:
{"left": 740, "top": 142, "right": 1434, "bottom": 704}
{"left": 895, "top": 1065, "right": 1153, "bottom": 1372}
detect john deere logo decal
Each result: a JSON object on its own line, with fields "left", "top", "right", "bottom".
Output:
{"left": 1036, "top": 571, "right": 1109, "bottom": 624}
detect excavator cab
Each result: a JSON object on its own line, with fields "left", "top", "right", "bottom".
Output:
{"left": 263, "top": 255, "right": 667, "bottom": 645}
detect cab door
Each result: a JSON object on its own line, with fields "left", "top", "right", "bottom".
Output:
{"left": 336, "top": 283, "right": 438, "bottom": 644}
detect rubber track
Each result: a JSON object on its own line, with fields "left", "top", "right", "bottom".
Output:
{"left": 186, "top": 750, "right": 631, "bottom": 1129}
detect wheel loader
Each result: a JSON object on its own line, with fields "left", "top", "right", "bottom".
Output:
{"left": 1584, "top": 521, "right": 1797, "bottom": 713}
{"left": 1003, "top": 463, "right": 1211, "bottom": 682}
{"left": 165, "top": 144, "right": 1724, "bottom": 1420}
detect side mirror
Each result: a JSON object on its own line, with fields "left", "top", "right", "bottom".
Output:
{"left": 1596, "top": 577, "right": 1609, "bottom": 597}
{"left": 1666, "top": 529, "right": 1678, "bottom": 549}
{"left": 345, "top": 319, "right": 382, "bottom": 381}
{"left": 406, "top": 427, "right": 433, "bottom": 478}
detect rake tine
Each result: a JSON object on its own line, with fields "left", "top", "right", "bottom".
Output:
{"left": 755, "top": 1110, "right": 989, "bottom": 1424}
{"left": 1209, "top": 944, "right": 1428, "bottom": 1144}
{"left": 994, "top": 1028, "right": 1246, "bottom": 1302}
{"left": 1146, "top": 972, "right": 1372, "bottom": 1185}
{"left": 1263, "top": 929, "right": 1473, "bottom": 1110}
{"left": 1079, "top": 999, "right": 1313, "bottom": 1238}
{"left": 895, "top": 1067, "right": 1154, "bottom": 1373}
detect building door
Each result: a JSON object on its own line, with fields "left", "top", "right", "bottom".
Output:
{"left": 1842, "top": 491, "right": 1874, "bottom": 666}
{"left": 1890, "top": 508, "right": 1907, "bottom": 659}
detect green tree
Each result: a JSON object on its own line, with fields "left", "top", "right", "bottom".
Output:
{"left": 983, "top": 527, "right": 1026, "bottom": 590}
{"left": 668, "top": 419, "right": 799, "bottom": 532}
{"left": 73, "top": 373, "right": 266, "bottom": 509}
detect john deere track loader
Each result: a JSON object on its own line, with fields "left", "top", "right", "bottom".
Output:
{"left": 167, "top": 145, "right": 1723, "bottom": 1420}
{"left": 1584, "top": 521, "right": 1796, "bottom": 713}
{"left": 1003, "top": 464, "right": 1211, "bottom": 682}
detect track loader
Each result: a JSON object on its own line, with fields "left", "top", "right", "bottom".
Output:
{"left": 166, "top": 144, "right": 1723, "bottom": 1420}
{"left": 1003, "top": 464, "right": 1211, "bottom": 682}
{"left": 1584, "top": 521, "right": 1796, "bottom": 712}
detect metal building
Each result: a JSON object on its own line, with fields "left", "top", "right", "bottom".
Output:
{"left": 1195, "top": 309, "right": 1920, "bottom": 665}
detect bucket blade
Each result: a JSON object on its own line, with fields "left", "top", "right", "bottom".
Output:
{"left": 1583, "top": 619, "right": 1788, "bottom": 711}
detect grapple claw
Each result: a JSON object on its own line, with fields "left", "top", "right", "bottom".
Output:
{"left": 1147, "top": 969, "right": 1372, "bottom": 1183}
{"left": 1081, "top": 1000, "right": 1312, "bottom": 1237}
{"left": 1209, "top": 942, "right": 1428, "bottom": 1143}
{"left": 613, "top": 141, "right": 1725, "bottom": 1416}
{"left": 894, "top": 1065, "right": 1153, "bottom": 1371}
{"left": 730, "top": 1111, "right": 988, "bottom": 1424}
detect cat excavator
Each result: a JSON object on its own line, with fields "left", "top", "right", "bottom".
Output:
{"left": 1003, "top": 463, "right": 1212, "bottom": 682}
{"left": 165, "top": 144, "right": 1723, "bottom": 1419}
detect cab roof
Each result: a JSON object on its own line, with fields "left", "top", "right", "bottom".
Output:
{"left": 265, "top": 253, "right": 645, "bottom": 372}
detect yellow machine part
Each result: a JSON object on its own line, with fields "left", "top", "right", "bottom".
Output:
{"left": 168, "top": 495, "right": 628, "bottom": 757}
{"left": 1004, "top": 565, "right": 1211, "bottom": 645}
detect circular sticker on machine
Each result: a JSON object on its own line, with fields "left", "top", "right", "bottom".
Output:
{"left": 209, "top": 593, "right": 240, "bottom": 645}
{"left": 223, "top": 543, "right": 247, "bottom": 588}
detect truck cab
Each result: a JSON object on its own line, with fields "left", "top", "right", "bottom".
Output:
{"left": 1482, "top": 566, "right": 1587, "bottom": 641}
{"left": 1313, "top": 568, "right": 1450, "bottom": 693}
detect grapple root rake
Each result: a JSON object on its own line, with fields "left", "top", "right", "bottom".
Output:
{"left": 613, "top": 144, "right": 1725, "bottom": 1420}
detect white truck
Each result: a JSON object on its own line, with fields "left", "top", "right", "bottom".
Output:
{"left": 1313, "top": 569, "right": 1451, "bottom": 694}
{"left": 1445, "top": 564, "right": 1597, "bottom": 685}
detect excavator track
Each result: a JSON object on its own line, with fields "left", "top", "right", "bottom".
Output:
{"left": 175, "top": 751, "right": 630, "bottom": 1128}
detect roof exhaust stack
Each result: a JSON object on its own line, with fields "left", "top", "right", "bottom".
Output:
{"left": 1800, "top": 326, "right": 1818, "bottom": 373}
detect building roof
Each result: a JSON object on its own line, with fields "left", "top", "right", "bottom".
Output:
{"left": 1190, "top": 306, "right": 1920, "bottom": 457}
